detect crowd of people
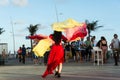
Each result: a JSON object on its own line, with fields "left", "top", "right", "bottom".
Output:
{"left": 16, "top": 33, "right": 120, "bottom": 78}
{"left": 64, "top": 34, "right": 120, "bottom": 66}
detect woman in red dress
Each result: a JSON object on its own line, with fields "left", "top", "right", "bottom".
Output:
{"left": 42, "top": 31, "right": 67, "bottom": 78}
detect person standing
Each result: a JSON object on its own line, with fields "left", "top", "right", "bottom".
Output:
{"left": 21, "top": 44, "right": 26, "bottom": 64}
{"left": 42, "top": 31, "right": 67, "bottom": 78}
{"left": 74, "top": 40, "right": 81, "bottom": 62}
{"left": 109, "top": 34, "right": 120, "bottom": 66}
{"left": 1, "top": 49, "right": 6, "bottom": 65}
{"left": 64, "top": 42, "right": 71, "bottom": 63}
{"left": 100, "top": 36, "right": 108, "bottom": 63}
{"left": 79, "top": 38, "right": 86, "bottom": 62}
{"left": 91, "top": 36, "right": 97, "bottom": 47}
{"left": 17, "top": 47, "right": 22, "bottom": 62}
{"left": 84, "top": 37, "right": 92, "bottom": 61}
{"left": 2, "top": 49, "right": 6, "bottom": 59}
{"left": 71, "top": 41, "right": 77, "bottom": 62}
{"left": 91, "top": 36, "right": 97, "bottom": 61}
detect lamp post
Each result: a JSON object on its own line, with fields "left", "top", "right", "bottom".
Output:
{"left": 10, "top": 18, "right": 16, "bottom": 55}
{"left": 53, "top": 0, "right": 64, "bottom": 23}
{"left": 53, "top": 0, "right": 59, "bottom": 22}
{"left": 10, "top": 17, "right": 25, "bottom": 55}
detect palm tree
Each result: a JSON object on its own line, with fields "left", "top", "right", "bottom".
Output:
{"left": 0, "top": 27, "right": 5, "bottom": 65}
{"left": 0, "top": 28, "right": 5, "bottom": 35}
{"left": 27, "top": 24, "right": 39, "bottom": 51}
{"left": 85, "top": 20, "right": 103, "bottom": 38}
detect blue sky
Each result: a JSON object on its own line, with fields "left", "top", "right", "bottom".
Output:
{"left": 0, "top": 0, "right": 120, "bottom": 53}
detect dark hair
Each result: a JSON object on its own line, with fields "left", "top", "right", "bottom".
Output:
{"left": 101, "top": 36, "right": 106, "bottom": 40}
{"left": 114, "top": 34, "right": 118, "bottom": 37}
{"left": 93, "top": 36, "right": 95, "bottom": 38}
{"left": 53, "top": 31, "right": 62, "bottom": 45}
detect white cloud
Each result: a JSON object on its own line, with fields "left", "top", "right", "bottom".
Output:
{"left": 0, "top": 0, "right": 9, "bottom": 6}
{"left": 12, "top": 0, "right": 28, "bottom": 7}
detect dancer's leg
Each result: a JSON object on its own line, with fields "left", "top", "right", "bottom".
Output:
{"left": 58, "top": 63, "right": 62, "bottom": 73}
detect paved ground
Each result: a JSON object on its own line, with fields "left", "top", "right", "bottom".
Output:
{"left": 0, "top": 57, "right": 120, "bottom": 80}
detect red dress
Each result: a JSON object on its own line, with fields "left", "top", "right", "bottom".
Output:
{"left": 42, "top": 34, "right": 67, "bottom": 78}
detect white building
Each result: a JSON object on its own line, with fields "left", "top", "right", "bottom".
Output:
{"left": 0, "top": 43, "right": 8, "bottom": 55}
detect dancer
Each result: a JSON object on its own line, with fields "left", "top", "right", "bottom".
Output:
{"left": 42, "top": 31, "right": 67, "bottom": 78}
{"left": 27, "top": 19, "right": 87, "bottom": 78}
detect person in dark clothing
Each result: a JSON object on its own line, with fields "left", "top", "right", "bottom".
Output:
{"left": 71, "top": 41, "right": 77, "bottom": 62}
{"left": 44, "top": 51, "right": 50, "bottom": 65}
{"left": 64, "top": 42, "right": 71, "bottom": 62}
{"left": 96, "top": 40, "right": 101, "bottom": 48}
{"left": 21, "top": 44, "right": 26, "bottom": 64}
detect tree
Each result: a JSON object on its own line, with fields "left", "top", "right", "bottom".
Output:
{"left": 85, "top": 20, "right": 103, "bottom": 38}
{"left": 0, "top": 28, "right": 5, "bottom": 65}
{"left": 27, "top": 24, "right": 39, "bottom": 51}
{"left": 0, "top": 28, "right": 5, "bottom": 35}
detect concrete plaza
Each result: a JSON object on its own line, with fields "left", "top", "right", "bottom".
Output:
{"left": 0, "top": 58, "right": 120, "bottom": 80}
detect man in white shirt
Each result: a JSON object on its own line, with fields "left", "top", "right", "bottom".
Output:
{"left": 110, "top": 34, "right": 120, "bottom": 66}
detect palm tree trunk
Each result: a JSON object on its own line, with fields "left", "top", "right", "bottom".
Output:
{"left": 88, "top": 29, "right": 91, "bottom": 38}
{"left": 30, "top": 39, "right": 33, "bottom": 59}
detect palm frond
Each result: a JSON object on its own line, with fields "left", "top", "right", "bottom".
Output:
{"left": 27, "top": 24, "right": 39, "bottom": 35}
{"left": 0, "top": 28, "right": 5, "bottom": 35}
{"left": 85, "top": 20, "right": 103, "bottom": 37}
{"left": 94, "top": 26, "right": 103, "bottom": 30}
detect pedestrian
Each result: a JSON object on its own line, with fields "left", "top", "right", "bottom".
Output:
{"left": 1, "top": 49, "right": 6, "bottom": 65}
{"left": 42, "top": 31, "right": 68, "bottom": 78}
{"left": 71, "top": 41, "right": 77, "bottom": 62}
{"left": 109, "top": 34, "right": 120, "bottom": 66}
{"left": 91, "top": 36, "right": 97, "bottom": 47}
{"left": 64, "top": 42, "right": 71, "bottom": 63}
{"left": 74, "top": 40, "right": 81, "bottom": 62}
{"left": 100, "top": 36, "right": 108, "bottom": 63}
{"left": 2, "top": 49, "right": 6, "bottom": 59}
{"left": 21, "top": 44, "right": 26, "bottom": 64}
{"left": 17, "top": 47, "right": 22, "bottom": 62}
{"left": 79, "top": 38, "right": 86, "bottom": 62}
{"left": 84, "top": 37, "right": 92, "bottom": 61}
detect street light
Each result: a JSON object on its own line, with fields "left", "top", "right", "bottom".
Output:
{"left": 54, "top": 0, "right": 59, "bottom": 22}
{"left": 53, "top": 0, "right": 64, "bottom": 23}
{"left": 10, "top": 18, "right": 25, "bottom": 55}
{"left": 10, "top": 18, "right": 15, "bottom": 55}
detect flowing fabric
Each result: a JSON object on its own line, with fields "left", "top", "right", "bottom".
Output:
{"left": 42, "top": 45, "right": 64, "bottom": 77}
{"left": 51, "top": 18, "right": 87, "bottom": 41}
{"left": 42, "top": 35, "right": 67, "bottom": 77}
{"left": 28, "top": 34, "right": 48, "bottom": 40}
{"left": 52, "top": 18, "right": 85, "bottom": 31}
{"left": 33, "top": 39, "right": 51, "bottom": 57}
{"left": 65, "top": 23, "right": 87, "bottom": 41}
